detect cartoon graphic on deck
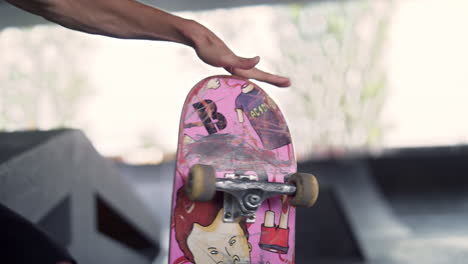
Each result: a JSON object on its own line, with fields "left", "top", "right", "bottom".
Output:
{"left": 174, "top": 189, "right": 251, "bottom": 264}
{"left": 259, "top": 196, "right": 291, "bottom": 254}
{"left": 169, "top": 76, "right": 318, "bottom": 264}
{"left": 235, "top": 83, "right": 291, "bottom": 150}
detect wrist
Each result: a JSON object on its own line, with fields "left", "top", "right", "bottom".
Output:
{"left": 171, "top": 18, "right": 198, "bottom": 47}
{"left": 176, "top": 19, "right": 211, "bottom": 48}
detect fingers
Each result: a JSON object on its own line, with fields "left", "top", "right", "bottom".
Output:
{"left": 189, "top": 22, "right": 289, "bottom": 87}
{"left": 223, "top": 55, "right": 260, "bottom": 70}
{"left": 227, "top": 66, "right": 291, "bottom": 88}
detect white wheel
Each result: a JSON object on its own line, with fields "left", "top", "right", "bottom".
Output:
{"left": 186, "top": 164, "right": 216, "bottom": 201}
{"left": 288, "top": 173, "right": 319, "bottom": 207}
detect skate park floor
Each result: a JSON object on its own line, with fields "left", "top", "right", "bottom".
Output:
{"left": 116, "top": 146, "right": 468, "bottom": 264}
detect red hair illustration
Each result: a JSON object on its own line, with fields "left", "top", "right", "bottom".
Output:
{"left": 174, "top": 188, "right": 249, "bottom": 263}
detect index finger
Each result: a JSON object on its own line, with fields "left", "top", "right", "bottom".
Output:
{"left": 226, "top": 67, "right": 291, "bottom": 88}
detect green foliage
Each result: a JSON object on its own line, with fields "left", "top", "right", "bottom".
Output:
{"left": 361, "top": 76, "right": 386, "bottom": 102}
{"left": 275, "top": 0, "right": 393, "bottom": 154}
{"left": 326, "top": 14, "right": 346, "bottom": 37}
{"left": 289, "top": 3, "right": 306, "bottom": 24}
{"left": 0, "top": 25, "right": 93, "bottom": 131}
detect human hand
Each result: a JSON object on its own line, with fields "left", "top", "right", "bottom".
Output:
{"left": 180, "top": 20, "right": 291, "bottom": 88}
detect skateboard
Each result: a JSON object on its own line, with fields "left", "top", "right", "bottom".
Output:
{"left": 169, "top": 75, "right": 318, "bottom": 264}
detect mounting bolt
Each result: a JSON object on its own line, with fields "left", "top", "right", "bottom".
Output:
{"left": 244, "top": 193, "right": 262, "bottom": 210}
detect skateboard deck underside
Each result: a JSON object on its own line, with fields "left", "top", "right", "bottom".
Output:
{"left": 169, "top": 76, "right": 297, "bottom": 264}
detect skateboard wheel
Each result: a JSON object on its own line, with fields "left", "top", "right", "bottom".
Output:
{"left": 288, "top": 173, "right": 319, "bottom": 207}
{"left": 186, "top": 164, "right": 216, "bottom": 201}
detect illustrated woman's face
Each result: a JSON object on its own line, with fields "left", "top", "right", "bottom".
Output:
{"left": 187, "top": 209, "right": 252, "bottom": 264}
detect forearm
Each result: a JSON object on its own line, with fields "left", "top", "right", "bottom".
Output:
{"left": 5, "top": 0, "right": 194, "bottom": 45}
{"left": 6, "top": 0, "right": 291, "bottom": 87}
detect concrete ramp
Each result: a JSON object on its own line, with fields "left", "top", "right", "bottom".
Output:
{"left": 297, "top": 159, "right": 411, "bottom": 262}
{"left": 0, "top": 129, "right": 160, "bottom": 264}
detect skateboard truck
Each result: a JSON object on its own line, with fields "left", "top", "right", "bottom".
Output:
{"left": 186, "top": 164, "right": 319, "bottom": 223}
{"left": 217, "top": 174, "right": 296, "bottom": 223}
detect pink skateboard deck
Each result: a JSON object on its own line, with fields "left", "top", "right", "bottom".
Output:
{"left": 169, "top": 75, "right": 297, "bottom": 264}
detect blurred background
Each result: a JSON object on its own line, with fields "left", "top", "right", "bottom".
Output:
{"left": 1, "top": 0, "right": 468, "bottom": 263}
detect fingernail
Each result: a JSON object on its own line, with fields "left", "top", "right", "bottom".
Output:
{"left": 280, "top": 78, "right": 291, "bottom": 87}
{"left": 251, "top": 56, "right": 260, "bottom": 63}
